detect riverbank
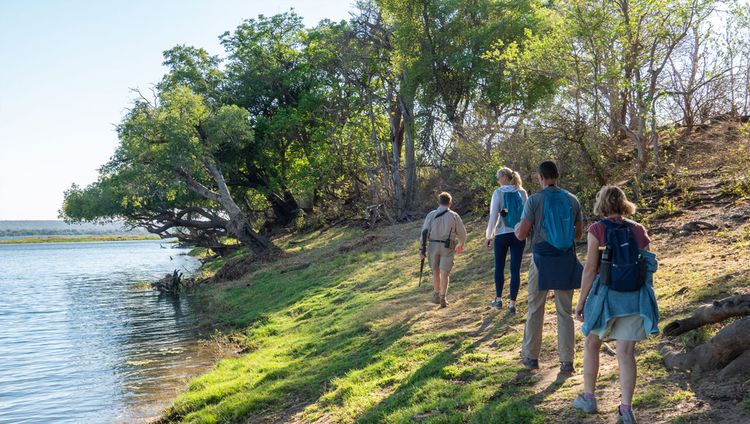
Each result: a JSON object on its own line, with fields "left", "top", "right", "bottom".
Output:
{"left": 0, "top": 234, "right": 162, "bottom": 244}
{"left": 156, "top": 126, "right": 750, "bottom": 423}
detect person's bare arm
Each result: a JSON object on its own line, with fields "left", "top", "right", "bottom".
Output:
{"left": 515, "top": 220, "right": 533, "bottom": 241}
{"left": 575, "top": 220, "right": 583, "bottom": 240}
{"left": 576, "top": 233, "right": 601, "bottom": 321}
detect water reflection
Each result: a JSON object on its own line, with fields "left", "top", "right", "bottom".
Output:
{"left": 0, "top": 240, "right": 217, "bottom": 423}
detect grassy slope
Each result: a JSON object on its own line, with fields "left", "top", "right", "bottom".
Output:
{"left": 161, "top": 123, "right": 750, "bottom": 424}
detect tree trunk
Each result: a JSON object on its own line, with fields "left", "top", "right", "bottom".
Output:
{"left": 224, "top": 214, "right": 279, "bottom": 256}
{"left": 571, "top": 128, "right": 607, "bottom": 186}
{"left": 179, "top": 158, "right": 277, "bottom": 255}
{"left": 267, "top": 189, "right": 299, "bottom": 226}
{"left": 389, "top": 98, "right": 405, "bottom": 218}
{"left": 399, "top": 94, "right": 416, "bottom": 217}
{"left": 663, "top": 294, "right": 750, "bottom": 337}
{"left": 205, "top": 160, "right": 278, "bottom": 255}
{"left": 661, "top": 316, "right": 750, "bottom": 372}
{"left": 651, "top": 106, "right": 660, "bottom": 170}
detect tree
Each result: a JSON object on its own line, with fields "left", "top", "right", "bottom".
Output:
{"left": 63, "top": 87, "right": 276, "bottom": 255}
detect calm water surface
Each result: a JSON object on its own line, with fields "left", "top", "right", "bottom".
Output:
{"left": 0, "top": 240, "right": 217, "bottom": 423}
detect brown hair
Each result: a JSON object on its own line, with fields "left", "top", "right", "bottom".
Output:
{"left": 496, "top": 167, "right": 523, "bottom": 188}
{"left": 438, "top": 192, "right": 452, "bottom": 206}
{"left": 593, "top": 185, "right": 637, "bottom": 217}
{"left": 538, "top": 161, "right": 559, "bottom": 180}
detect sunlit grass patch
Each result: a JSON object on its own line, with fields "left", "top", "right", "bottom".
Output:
{"left": 633, "top": 384, "right": 670, "bottom": 408}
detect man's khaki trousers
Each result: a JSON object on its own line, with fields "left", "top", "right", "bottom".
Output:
{"left": 521, "top": 259, "right": 575, "bottom": 363}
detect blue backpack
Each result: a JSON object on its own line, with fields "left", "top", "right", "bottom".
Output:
{"left": 502, "top": 191, "right": 524, "bottom": 228}
{"left": 542, "top": 188, "right": 576, "bottom": 250}
{"left": 599, "top": 219, "right": 647, "bottom": 292}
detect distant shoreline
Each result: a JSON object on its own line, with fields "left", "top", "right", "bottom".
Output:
{"left": 0, "top": 235, "right": 163, "bottom": 245}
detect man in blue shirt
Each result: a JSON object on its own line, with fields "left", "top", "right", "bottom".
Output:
{"left": 515, "top": 161, "right": 583, "bottom": 373}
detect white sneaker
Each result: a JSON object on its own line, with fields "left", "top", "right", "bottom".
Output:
{"left": 616, "top": 408, "right": 638, "bottom": 424}
{"left": 572, "top": 394, "right": 597, "bottom": 414}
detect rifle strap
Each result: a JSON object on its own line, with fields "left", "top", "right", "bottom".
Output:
{"left": 423, "top": 209, "right": 451, "bottom": 249}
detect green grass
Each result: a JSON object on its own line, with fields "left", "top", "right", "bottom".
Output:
{"left": 0, "top": 234, "right": 161, "bottom": 244}
{"left": 159, "top": 222, "right": 545, "bottom": 423}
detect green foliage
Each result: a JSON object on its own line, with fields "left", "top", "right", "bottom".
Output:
{"left": 740, "top": 396, "right": 750, "bottom": 414}
{"left": 653, "top": 197, "right": 678, "bottom": 218}
{"left": 739, "top": 122, "right": 750, "bottom": 138}
{"left": 679, "top": 325, "right": 714, "bottom": 349}
{"left": 63, "top": 0, "right": 744, "bottom": 251}
{"left": 720, "top": 177, "right": 750, "bottom": 198}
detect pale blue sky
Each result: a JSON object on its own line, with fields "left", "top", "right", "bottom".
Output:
{"left": 0, "top": 0, "right": 353, "bottom": 220}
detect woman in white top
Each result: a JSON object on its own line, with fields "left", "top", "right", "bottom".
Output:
{"left": 485, "top": 167, "right": 528, "bottom": 314}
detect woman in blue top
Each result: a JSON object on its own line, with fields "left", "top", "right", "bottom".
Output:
{"left": 485, "top": 167, "right": 528, "bottom": 314}
{"left": 572, "top": 185, "right": 659, "bottom": 424}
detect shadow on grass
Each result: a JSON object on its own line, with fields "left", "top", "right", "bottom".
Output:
{"left": 162, "top": 312, "right": 416, "bottom": 423}
{"left": 350, "top": 306, "right": 543, "bottom": 423}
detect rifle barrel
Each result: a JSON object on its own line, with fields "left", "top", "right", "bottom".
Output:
{"left": 418, "top": 257, "right": 425, "bottom": 286}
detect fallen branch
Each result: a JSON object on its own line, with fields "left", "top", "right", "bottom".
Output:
{"left": 153, "top": 270, "right": 183, "bottom": 293}
{"left": 602, "top": 342, "right": 617, "bottom": 356}
{"left": 280, "top": 262, "right": 311, "bottom": 274}
{"left": 663, "top": 294, "right": 750, "bottom": 337}
{"left": 676, "top": 221, "right": 718, "bottom": 236}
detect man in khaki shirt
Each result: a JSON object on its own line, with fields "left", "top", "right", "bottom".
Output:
{"left": 419, "top": 192, "right": 467, "bottom": 308}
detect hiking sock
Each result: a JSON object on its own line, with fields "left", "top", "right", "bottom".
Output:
{"left": 583, "top": 393, "right": 595, "bottom": 401}
{"left": 619, "top": 404, "right": 632, "bottom": 413}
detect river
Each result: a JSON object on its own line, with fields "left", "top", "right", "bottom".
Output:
{"left": 0, "top": 240, "right": 217, "bottom": 423}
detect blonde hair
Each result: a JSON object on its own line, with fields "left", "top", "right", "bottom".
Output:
{"left": 593, "top": 185, "right": 637, "bottom": 217}
{"left": 497, "top": 167, "right": 522, "bottom": 188}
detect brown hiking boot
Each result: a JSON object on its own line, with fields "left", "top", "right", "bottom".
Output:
{"left": 432, "top": 291, "right": 440, "bottom": 304}
{"left": 440, "top": 295, "right": 448, "bottom": 308}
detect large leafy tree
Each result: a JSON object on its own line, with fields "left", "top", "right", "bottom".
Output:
{"left": 371, "top": 0, "right": 558, "bottom": 212}
{"left": 62, "top": 87, "right": 276, "bottom": 254}
{"left": 218, "top": 12, "right": 356, "bottom": 225}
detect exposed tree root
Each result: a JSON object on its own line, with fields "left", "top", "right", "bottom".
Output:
{"left": 717, "top": 350, "right": 750, "bottom": 380}
{"left": 662, "top": 317, "right": 750, "bottom": 373}
{"left": 663, "top": 294, "right": 750, "bottom": 336}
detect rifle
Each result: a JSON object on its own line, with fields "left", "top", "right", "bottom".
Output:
{"left": 418, "top": 255, "right": 425, "bottom": 286}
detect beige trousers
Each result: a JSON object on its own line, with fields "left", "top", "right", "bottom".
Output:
{"left": 521, "top": 259, "right": 575, "bottom": 363}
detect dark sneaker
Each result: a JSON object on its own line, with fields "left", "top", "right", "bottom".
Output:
{"left": 432, "top": 291, "right": 440, "bottom": 304}
{"left": 560, "top": 362, "right": 575, "bottom": 374}
{"left": 508, "top": 305, "right": 516, "bottom": 315}
{"left": 440, "top": 295, "right": 448, "bottom": 308}
{"left": 522, "top": 357, "right": 539, "bottom": 369}
{"left": 572, "top": 394, "right": 597, "bottom": 414}
{"left": 490, "top": 299, "right": 502, "bottom": 309}
{"left": 616, "top": 408, "right": 638, "bottom": 424}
